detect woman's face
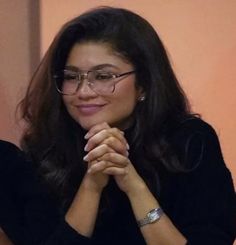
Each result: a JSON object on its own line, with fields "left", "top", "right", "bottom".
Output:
{"left": 62, "top": 42, "right": 142, "bottom": 131}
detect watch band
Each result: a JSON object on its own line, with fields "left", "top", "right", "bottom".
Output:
{"left": 137, "top": 207, "right": 164, "bottom": 227}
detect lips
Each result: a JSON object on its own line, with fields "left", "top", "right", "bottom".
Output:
{"left": 75, "top": 104, "right": 106, "bottom": 115}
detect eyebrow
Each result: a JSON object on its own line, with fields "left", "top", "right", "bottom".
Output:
{"left": 65, "top": 64, "right": 119, "bottom": 71}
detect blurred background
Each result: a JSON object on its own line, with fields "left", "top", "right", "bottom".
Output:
{"left": 0, "top": 0, "right": 235, "bottom": 192}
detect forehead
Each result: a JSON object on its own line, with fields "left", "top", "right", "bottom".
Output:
{"left": 66, "top": 41, "right": 132, "bottom": 69}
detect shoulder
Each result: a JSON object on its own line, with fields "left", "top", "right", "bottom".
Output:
{"left": 162, "top": 119, "right": 236, "bottom": 242}
{"left": 0, "top": 140, "right": 21, "bottom": 155}
{"left": 170, "top": 117, "right": 220, "bottom": 149}
{"left": 169, "top": 117, "right": 224, "bottom": 170}
{"left": 171, "top": 117, "right": 217, "bottom": 140}
{"left": 164, "top": 117, "right": 235, "bottom": 195}
{"left": 0, "top": 140, "right": 30, "bottom": 176}
{"left": 0, "top": 140, "right": 23, "bottom": 166}
{"left": 0, "top": 140, "right": 45, "bottom": 203}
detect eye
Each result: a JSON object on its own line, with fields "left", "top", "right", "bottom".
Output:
{"left": 94, "top": 72, "right": 114, "bottom": 81}
{"left": 63, "top": 72, "right": 77, "bottom": 80}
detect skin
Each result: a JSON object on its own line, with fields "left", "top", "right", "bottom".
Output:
{"left": 63, "top": 41, "right": 144, "bottom": 196}
{"left": 63, "top": 42, "right": 187, "bottom": 244}
{"left": 63, "top": 41, "right": 142, "bottom": 131}
{"left": 0, "top": 229, "right": 13, "bottom": 245}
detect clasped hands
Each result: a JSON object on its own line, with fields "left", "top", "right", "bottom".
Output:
{"left": 83, "top": 122, "right": 145, "bottom": 195}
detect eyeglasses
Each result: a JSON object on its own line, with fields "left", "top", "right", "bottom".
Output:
{"left": 54, "top": 69, "right": 135, "bottom": 95}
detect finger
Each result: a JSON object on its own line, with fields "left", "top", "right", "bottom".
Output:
{"left": 103, "top": 167, "right": 128, "bottom": 175}
{"left": 87, "top": 159, "right": 98, "bottom": 169}
{"left": 85, "top": 127, "right": 126, "bottom": 150}
{"left": 87, "top": 152, "right": 130, "bottom": 173}
{"left": 100, "top": 152, "right": 129, "bottom": 167}
{"left": 88, "top": 160, "right": 123, "bottom": 174}
{"left": 102, "top": 137, "right": 128, "bottom": 156}
{"left": 84, "top": 122, "right": 110, "bottom": 139}
{"left": 85, "top": 149, "right": 129, "bottom": 166}
{"left": 83, "top": 144, "right": 115, "bottom": 162}
{"left": 85, "top": 128, "right": 128, "bottom": 152}
{"left": 90, "top": 154, "right": 130, "bottom": 174}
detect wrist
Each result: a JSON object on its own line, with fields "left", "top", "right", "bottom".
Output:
{"left": 81, "top": 175, "right": 105, "bottom": 195}
{"left": 126, "top": 179, "right": 148, "bottom": 199}
{"left": 137, "top": 207, "right": 164, "bottom": 227}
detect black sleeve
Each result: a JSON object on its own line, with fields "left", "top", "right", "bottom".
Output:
{"left": 0, "top": 140, "right": 91, "bottom": 245}
{"left": 164, "top": 119, "right": 236, "bottom": 245}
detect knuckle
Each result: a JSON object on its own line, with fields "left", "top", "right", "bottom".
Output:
{"left": 125, "top": 159, "right": 130, "bottom": 166}
{"left": 102, "top": 122, "right": 109, "bottom": 128}
{"left": 99, "top": 160, "right": 107, "bottom": 167}
{"left": 101, "top": 144, "right": 109, "bottom": 151}
{"left": 102, "top": 144, "right": 114, "bottom": 153}
{"left": 105, "top": 152, "right": 114, "bottom": 160}
{"left": 112, "top": 127, "right": 119, "bottom": 133}
{"left": 107, "top": 136, "right": 116, "bottom": 144}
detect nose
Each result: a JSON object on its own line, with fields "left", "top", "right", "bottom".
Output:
{"left": 75, "top": 75, "right": 97, "bottom": 97}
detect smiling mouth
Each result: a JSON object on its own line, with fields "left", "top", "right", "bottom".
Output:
{"left": 75, "top": 104, "right": 106, "bottom": 115}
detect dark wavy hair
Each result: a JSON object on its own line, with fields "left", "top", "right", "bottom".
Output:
{"left": 19, "top": 6, "right": 194, "bottom": 206}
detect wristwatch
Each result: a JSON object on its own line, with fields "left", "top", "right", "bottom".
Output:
{"left": 137, "top": 207, "right": 164, "bottom": 227}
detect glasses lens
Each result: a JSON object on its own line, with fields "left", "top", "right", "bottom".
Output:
{"left": 55, "top": 70, "right": 78, "bottom": 95}
{"left": 89, "top": 71, "right": 115, "bottom": 94}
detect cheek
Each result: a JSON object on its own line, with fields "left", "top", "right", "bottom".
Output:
{"left": 116, "top": 82, "right": 141, "bottom": 104}
{"left": 113, "top": 89, "right": 139, "bottom": 117}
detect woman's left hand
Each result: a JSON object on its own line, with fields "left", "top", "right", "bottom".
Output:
{"left": 104, "top": 155, "right": 146, "bottom": 196}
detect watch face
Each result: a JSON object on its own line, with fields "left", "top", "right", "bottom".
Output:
{"left": 137, "top": 208, "right": 163, "bottom": 227}
{"left": 148, "top": 209, "right": 159, "bottom": 222}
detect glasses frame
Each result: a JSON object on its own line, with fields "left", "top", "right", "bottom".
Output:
{"left": 54, "top": 69, "right": 136, "bottom": 96}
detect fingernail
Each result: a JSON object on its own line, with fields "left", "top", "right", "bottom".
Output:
{"left": 84, "top": 133, "right": 89, "bottom": 139}
{"left": 126, "top": 143, "right": 130, "bottom": 150}
{"left": 83, "top": 155, "right": 88, "bottom": 161}
{"left": 84, "top": 144, "right": 89, "bottom": 151}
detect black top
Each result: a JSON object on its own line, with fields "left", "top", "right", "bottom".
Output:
{"left": 0, "top": 118, "right": 235, "bottom": 245}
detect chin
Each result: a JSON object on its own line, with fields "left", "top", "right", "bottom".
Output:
{"left": 76, "top": 118, "right": 107, "bottom": 131}
{"left": 72, "top": 114, "right": 131, "bottom": 131}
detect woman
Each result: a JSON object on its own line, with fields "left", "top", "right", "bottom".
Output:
{"left": 15, "top": 6, "right": 236, "bottom": 245}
